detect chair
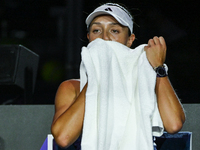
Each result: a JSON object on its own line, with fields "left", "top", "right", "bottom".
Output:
{"left": 41, "top": 132, "right": 192, "bottom": 150}
{"left": 155, "top": 131, "right": 192, "bottom": 150}
{"left": 40, "top": 134, "right": 78, "bottom": 150}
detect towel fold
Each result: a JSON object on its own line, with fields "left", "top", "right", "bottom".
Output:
{"left": 80, "top": 38, "right": 163, "bottom": 150}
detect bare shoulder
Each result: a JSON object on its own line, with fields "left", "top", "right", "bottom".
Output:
{"left": 58, "top": 79, "right": 80, "bottom": 94}
{"left": 55, "top": 79, "right": 80, "bottom": 104}
{"left": 53, "top": 79, "right": 80, "bottom": 122}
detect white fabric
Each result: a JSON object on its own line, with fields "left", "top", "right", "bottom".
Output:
{"left": 80, "top": 38, "right": 163, "bottom": 150}
{"left": 85, "top": 3, "right": 133, "bottom": 33}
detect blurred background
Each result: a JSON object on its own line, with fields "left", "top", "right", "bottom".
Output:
{"left": 0, "top": 0, "right": 199, "bottom": 104}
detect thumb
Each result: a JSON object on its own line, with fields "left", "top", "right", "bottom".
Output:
{"left": 144, "top": 45, "right": 149, "bottom": 51}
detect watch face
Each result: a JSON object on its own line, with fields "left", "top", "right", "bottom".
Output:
{"left": 156, "top": 67, "right": 167, "bottom": 77}
{"left": 158, "top": 68, "right": 165, "bottom": 75}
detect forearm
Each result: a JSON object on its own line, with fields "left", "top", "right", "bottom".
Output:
{"left": 156, "top": 76, "right": 185, "bottom": 134}
{"left": 51, "top": 84, "right": 87, "bottom": 148}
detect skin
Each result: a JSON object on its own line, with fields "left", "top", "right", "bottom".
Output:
{"left": 87, "top": 15, "right": 135, "bottom": 47}
{"left": 51, "top": 15, "right": 185, "bottom": 148}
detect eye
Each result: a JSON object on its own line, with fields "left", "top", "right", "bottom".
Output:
{"left": 92, "top": 29, "right": 101, "bottom": 34}
{"left": 111, "top": 29, "right": 119, "bottom": 34}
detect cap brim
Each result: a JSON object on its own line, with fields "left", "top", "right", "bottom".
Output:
{"left": 86, "top": 11, "right": 128, "bottom": 28}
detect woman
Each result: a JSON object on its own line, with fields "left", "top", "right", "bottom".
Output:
{"left": 51, "top": 3, "right": 185, "bottom": 149}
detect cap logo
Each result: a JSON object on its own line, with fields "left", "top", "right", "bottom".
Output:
{"left": 104, "top": 8, "right": 112, "bottom": 12}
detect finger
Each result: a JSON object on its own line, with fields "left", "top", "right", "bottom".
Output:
{"left": 148, "top": 39, "right": 155, "bottom": 46}
{"left": 144, "top": 45, "right": 148, "bottom": 51}
{"left": 159, "top": 36, "right": 166, "bottom": 47}
{"left": 153, "top": 36, "right": 160, "bottom": 45}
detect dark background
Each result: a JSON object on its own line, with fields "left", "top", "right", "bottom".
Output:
{"left": 0, "top": 0, "right": 199, "bottom": 104}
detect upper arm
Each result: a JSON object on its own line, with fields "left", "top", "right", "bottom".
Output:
{"left": 52, "top": 80, "right": 80, "bottom": 124}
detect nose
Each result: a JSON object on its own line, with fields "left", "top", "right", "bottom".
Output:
{"left": 102, "top": 31, "right": 110, "bottom": 41}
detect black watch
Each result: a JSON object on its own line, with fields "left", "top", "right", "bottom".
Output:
{"left": 154, "top": 64, "right": 168, "bottom": 77}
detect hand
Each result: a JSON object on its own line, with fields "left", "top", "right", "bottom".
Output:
{"left": 144, "top": 36, "right": 167, "bottom": 68}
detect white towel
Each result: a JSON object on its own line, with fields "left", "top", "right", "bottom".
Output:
{"left": 80, "top": 38, "right": 163, "bottom": 150}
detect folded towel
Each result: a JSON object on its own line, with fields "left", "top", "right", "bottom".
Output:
{"left": 80, "top": 38, "right": 163, "bottom": 150}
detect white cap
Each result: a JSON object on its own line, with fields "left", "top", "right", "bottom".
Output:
{"left": 86, "top": 3, "right": 133, "bottom": 33}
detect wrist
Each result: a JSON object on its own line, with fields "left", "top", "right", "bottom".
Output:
{"left": 154, "top": 64, "right": 168, "bottom": 77}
